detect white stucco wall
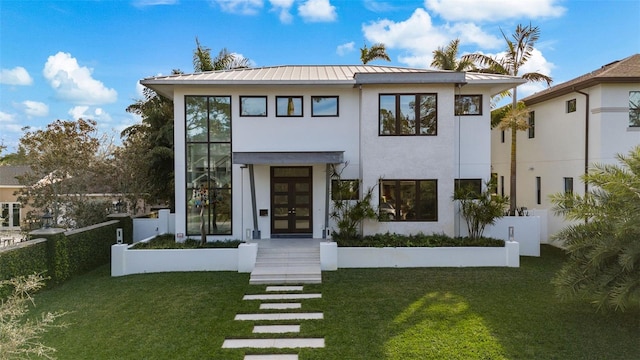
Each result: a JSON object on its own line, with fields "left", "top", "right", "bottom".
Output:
{"left": 492, "top": 82, "right": 640, "bottom": 240}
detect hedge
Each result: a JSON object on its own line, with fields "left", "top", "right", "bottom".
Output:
{"left": 0, "top": 215, "right": 133, "bottom": 288}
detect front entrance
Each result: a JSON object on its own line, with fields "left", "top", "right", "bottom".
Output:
{"left": 271, "top": 166, "right": 313, "bottom": 238}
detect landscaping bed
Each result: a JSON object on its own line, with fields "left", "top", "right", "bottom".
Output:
{"left": 130, "top": 234, "right": 242, "bottom": 249}
{"left": 336, "top": 232, "right": 504, "bottom": 247}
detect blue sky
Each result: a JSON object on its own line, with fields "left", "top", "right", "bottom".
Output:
{"left": 1, "top": 0, "right": 639, "bottom": 152}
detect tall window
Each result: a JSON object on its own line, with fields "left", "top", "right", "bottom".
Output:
{"left": 630, "top": 91, "right": 640, "bottom": 127}
{"left": 566, "top": 99, "right": 577, "bottom": 113}
{"left": 379, "top": 179, "right": 437, "bottom": 221}
{"left": 528, "top": 111, "right": 535, "bottom": 138}
{"left": 0, "top": 203, "right": 20, "bottom": 228}
{"left": 379, "top": 94, "right": 437, "bottom": 135}
{"left": 185, "top": 96, "right": 232, "bottom": 236}
{"left": 564, "top": 177, "right": 574, "bottom": 194}
{"left": 536, "top": 176, "right": 542, "bottom": 205}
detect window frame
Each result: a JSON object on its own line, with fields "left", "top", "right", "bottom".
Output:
{"left": 276, "top": 96, "right": 304, "bottom": 117}
{"left": 454, "top": 178, "right": 482, "bottom": 199}
{"left": 564, "top": 177, "right": 574, "bottom": 194}
{"left": 378, "top": 93, "right": 438, "bottom": 136}
{"left": 528, "top": 111, "right": 535, "bottom": 138}
{"left": 454, "top": 95, "right": 482, "bottom": 115}
{"left": 311, "top": 96, "right": 339, "bottom": 117}
{"left": 330, "top": 179, "right": 359, "bottom": 201}
{"left": 536, "top": 176, "right": 542, "bottom": 205}
{"left": 629, "top": 91, "right": 640, "bottom": 127}
{"left": 240, "top": 96, "right": 267, "bottom": 117}
{"left": 566, "top": 98, "right": 577, "bottom": 113}
{"left": 379, "top": 179, "right": 438, "bottom": 222}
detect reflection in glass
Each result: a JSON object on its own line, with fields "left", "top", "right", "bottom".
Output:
{"left": 276, "top": 96, "right": 303, "bottom": 116}
{"left": 311, "top": 96, "right": 338, "bottom": 116}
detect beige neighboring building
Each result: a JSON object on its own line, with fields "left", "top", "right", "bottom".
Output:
{"left": 0, "top": 165, "right": 30, "bottom": 230}
{"left": 491, "top": 54, "right": 640, "bottom": 242}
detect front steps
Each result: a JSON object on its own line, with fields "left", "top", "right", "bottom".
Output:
{"left": 249, "top": 240, "right": 322, "bottom": 285}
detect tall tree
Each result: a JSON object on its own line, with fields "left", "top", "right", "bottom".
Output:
{"left": 462, "top": 24, "right": 552, "bottom": 214}
{"left": 360, "top": 43, "right": 391, "bottom": 64}
{"left": 550, "top": 146, "right": 640, "bottom": 312}
{"left": 430, "top": 39, "right": 475, "bottom": 71}
{"left": 15, "top": 119, "right": 107, "bottom": 227}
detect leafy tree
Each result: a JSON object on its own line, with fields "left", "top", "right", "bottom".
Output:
{"left": 360, "top": 43, "right": 391, "bottom": 64}
{"left": 0, "top": 274, "right": 67, "bottom": 359}
{"left": 430, "top": 39, "right": 475, "bottom": 71}
{"left": 454, "top": 181, "right": 508, "bottom": 239}
{"left": 124, "top": 86, "right": 175, "bottom": 211}
{"left": 193, "top": 37, "right": 250, "bottom": 72}
{"left": 15, "top": 119, "right": 108, "bottom": 227}
{"left": 550, "top": 146, "right": 640, "bottom": 312}
{"left": 462, "top": 24, "right": 552, "bottom": 214}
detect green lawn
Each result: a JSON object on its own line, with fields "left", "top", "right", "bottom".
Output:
{"left": 34, "top": 245, "right": 639, "bottom": 359}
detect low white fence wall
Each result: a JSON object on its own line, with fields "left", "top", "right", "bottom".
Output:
{"left": 132, "top": 209, "right": 175, "bottom": 242}
{"left": 321, "top": 241, "right": 519, "bottom": 269}
{"left": 113, "top": 241, "right": 519, "bottom": 277}
{"left": 485, "top": 217, "right": 540, "bottom": 257}
{"left": 112, "top": 242, "right": 257, "bottom": 277}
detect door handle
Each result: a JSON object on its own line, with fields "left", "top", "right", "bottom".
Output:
{"left": 288, "top": 208, "right": 296, "bottom": 214}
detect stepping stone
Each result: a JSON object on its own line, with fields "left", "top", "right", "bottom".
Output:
{"left": 266, "top": 286, "right": 304, "bottom": 292}
{"left": 222, "top": 338, "right": 325, "bottom": 349}
{"left": 245, "top": 355, "right": 298, "bottom": 360}
{"left": 235, "top": 312, "right": 323, "bottom": 321}
{"left": 260, "top": 303, "right": 302, "bottom": 310}
{"left": 253, "top": 325, "right": 300, "bottom": 334}
{"left": 244, "top": 293, "right": 321, "bottom": 300}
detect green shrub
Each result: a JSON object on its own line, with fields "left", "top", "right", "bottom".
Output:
{"left": 130, "top": 234, "right": 242, "bottom": 249}
{"left": 0, "top": 241, "right": 48, "bottom": 298}
{"left": 337, "top": 232, "right": 504, "bottom": 247}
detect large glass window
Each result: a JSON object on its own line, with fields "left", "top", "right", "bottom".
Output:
{"left": 185, "top": 96, "right": 232, "bottom": 236}
{"left": 379, "top": 180, "right": 437, "bottom": 221}
{"left": 528, "top": 111, "right": 535, "bottom": 138}
{"left": 379, "top": 94, "right": 437, "bottom": 135}
{"left": 630, "top": 91, "right": 640, "bottom": 127}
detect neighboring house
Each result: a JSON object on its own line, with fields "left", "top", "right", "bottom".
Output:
{"left": 491, "top": 54, "right": 640, "bottom": 242}
{"left": 141, "top": 65, "right": 523, "bottom": 241}
{"left": 0, "top": 165, "right": 30, "bottom": 230}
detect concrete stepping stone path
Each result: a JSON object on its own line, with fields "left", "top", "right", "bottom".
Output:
{"left": 223, "top": 284, "right": 325, "bottom": 358}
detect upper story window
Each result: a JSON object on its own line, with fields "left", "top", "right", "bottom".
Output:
{"left": 630, "top": 91, "right": 640, "bottom": 127}
{"left": 240, "top": 96, "right": 267, "bottom": 117}
{"left": 564, "top": 177, "right": 573, "bottom": 194}
{"left": 186, "top": 96, "right": 231, "bottom": 142}
{"left": 566, "top": 99, "right": 577, "bottom": 113}
{"left": 311, "top": 96, "right": 339, "bottom": 117}
{"left": 455, "top": 95, "right": 482, "bottom": 115}
{"left": 276, "top": 96, "right": 303, "bottom": 117}
{"left": 528, "top": 111, "right": 535, "bottom": 138}
{"left": 379, "top": 94, "right": 437, "bottom": 136}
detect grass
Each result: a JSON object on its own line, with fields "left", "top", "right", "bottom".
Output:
{"left": 32, "top": 245, "right": 638, "bottom": 359}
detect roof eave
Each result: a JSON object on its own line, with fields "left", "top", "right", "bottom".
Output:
{"left": 523, "top": 76, "right": 640, "bottom": 106}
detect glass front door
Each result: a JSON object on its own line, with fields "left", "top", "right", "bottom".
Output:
{"left": 271, "top": 166, "right": 313, "bottom": 237}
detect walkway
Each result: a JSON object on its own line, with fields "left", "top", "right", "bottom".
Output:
{"left": 222, "top": 239, "right": 326, "bottom": 359}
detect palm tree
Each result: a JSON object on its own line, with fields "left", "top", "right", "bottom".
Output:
{"left": 193, "top": 37, "right": 250, "bottom": 72}
{"left": 360, "top": 43, "right": 391, "bottom": 64}
{"left": 462, "top": 24, "right": 552, "bottom": 214}
{"left": 430, "top": 39, "right": 475, "bottom": 71}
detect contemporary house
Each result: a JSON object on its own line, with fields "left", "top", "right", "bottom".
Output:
{"left": 491, "top": 54, "right": 640, "bottom": 241}
{"left": 141, "top": 65, "right": 524, "bottom": 242}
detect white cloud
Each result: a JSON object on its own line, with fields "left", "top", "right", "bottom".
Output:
{"left": 363, "top": 0, "right": 398, "bottom": 13}
{"left": 298, "top": 0, "right": 337, "bottom": 22}
{"left": 336, "top": 42, "right": 355, "bottom": 56}
{"left": 68, "top": 106, "right": 113, "bottom": 122}
{"left": 132, "top": 0, "right": 179, "bottom": 7}
{"left": 269, "top": 0, "right": 294, "bottom": 23}
{"left": 136, "top": 81, "right": 146, "bottom": 99}
{"left": 213, "top": 0, "right": 263, "bottom": 15}
{"left": 445, "top": 22, "right": 502, "bottom": 49}
{"left": 0, "top": 66, "right": 33, "bottom": 85}
{"left": 20, "top": 101, "right": 49, "bottom": 117}
{"left": 0, "top": 111, "right": 16, "bottom": 123}
{"left": 424, "top": 0, "right": 566, "bottom": 22}
{"left": 362, "top": 8, "right": 449, "bottom": 67}
{"left": 0, "top": 111, "right": 23, "bottom": 135}
{"left": 43, "top": 52, "right": 117, "bottom": 105}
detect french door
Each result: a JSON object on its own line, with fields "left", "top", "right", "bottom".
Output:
{"left": 270, "top": 166, "right": 313, "bottom": 237}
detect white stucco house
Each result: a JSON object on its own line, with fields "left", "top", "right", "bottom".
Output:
{"left": 491, "top": 54, "right": 640, "bottom": 242}
{"left": 141, "top": 65, "right": 524, "bottom": 242}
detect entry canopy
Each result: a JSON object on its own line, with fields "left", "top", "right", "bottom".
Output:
{"left": 233, "top": 151, "right": 344, "bottom": 165}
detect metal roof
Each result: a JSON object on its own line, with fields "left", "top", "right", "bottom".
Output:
{"left": 141, "top": 65, "right": 525, "bottom": 98}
